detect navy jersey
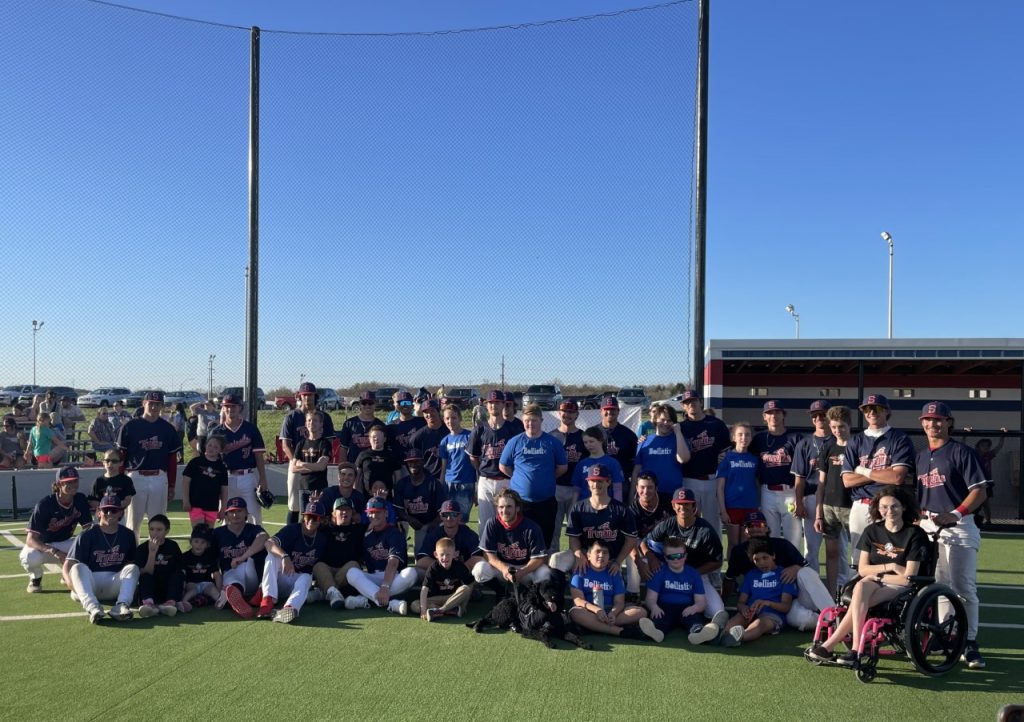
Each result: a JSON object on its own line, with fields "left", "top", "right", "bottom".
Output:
{"left": 416, "top": 523, "right": 481, "bottom": 562}
{"left": 566, "top": 498, "right": 638, "bottom": 560}
{"left": 338, "top": 416, "right": 378, "bottom": 463}
{"left": 182, "top": 456, "right": 228, "bottom": 510}
{"left": 916, "top": 439, "right": 988, "bottom": 514}
{"left": 26, "top": 493, "right": 92, "bottom": 543}
{"left": 68, "top": 524, "right": 137, "bottom": 573}
{"left": 602, "top": 424, "right": 638, "bottom": 479}
{"left": 680, "top": 415, "right": 731, "bottom": 478}
{"left": 88, "top": 474, "right": 136, "bottom": 504}
{"left": 635, "top": 433, "right": 684, "bottom": 493}
{"left": 116, "top": 417, "right": 181, "bottom": 471}
{"left": 423, "top": 559, "right": 474, "bottom": 596}
{"left": 479, "top": 515, "right": 548, "bottom": 565}
{"left": 182, "top": 547, "right": 219, "bottom": 584}
{"left": 279, "top": 408, "right": 336, "bottom": 447}
{"left": 791, "top": 433, "right": 833, "bottom": 495}
{"left": 393, "top": 473, "right": 448, "bottom": 525}
{"left": 134, "top": 538, "right": 182, "bottom": 578}
{"left": 646, "top": 517, "right": 723, "bottom": 570}
{"left": 499, "top": 431, "right": 568, "bottom": 502}
{"left": 271, "top": 523, "right": 328, "bottom": 573}
{"left": 293, "top": 436, "right": 332, "bottom": 492}
{"left": 842, "top": 428, "right": 916, "bottom": 501}
{"left": 647, "top": 564, "right": 705, "bottom": 606}
{"left": 212, "top": 522, "right": 266, "bottom": 572}
{"left": 320, "top": 521, "right": 367, "bottom": 568}
{"left": 725, "top": 537, "right": 806, "bottom": 580}
{"left": 629, "top": 497, "right": 672, "bottom": 540}
{"left": 467, "top": 421, "right": 519, "bottom": 478}
{"left": 361, "top": 524, "right": 409, "bottom": 573}
{"left": 858, "top": 521, "right": 928, "bottom": 568}
{"left": 318, "top": 487, "right": 367, "bottom": 515}
{"left": 750, "top": 431, "right": 801, "bottom": 488}
{"left": 817, "top": 440, "right": 853, "bottom": 508}
{"left": 386, "top": 416, "right": 427, "bottom": 453}
{"left": 552, "top": 428, "right": 587, "bottom": 486}
{"left": 410, "top": 424, "right": 450, "bottom": 479}
{"left": 209, "top": 420, "right": 265, "bottom": 471}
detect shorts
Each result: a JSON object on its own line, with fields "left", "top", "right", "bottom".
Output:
{"left": 189, "top": 508, "right": 219, "bottom": 526}
{"left": 36, "top": 454, "right": 52, "bottom": 465}
{"left": 755, "top": 608, "right": 785, "bottom": 633}
{"left": 820, "top": 504, "right": 851, "bottom": 540}
{"left": 726, "top": 507, "right": 758, "bottom": 526}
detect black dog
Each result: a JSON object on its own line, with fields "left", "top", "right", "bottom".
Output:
{"left": 467, "top": 570, "right": 591, "bottom": 650}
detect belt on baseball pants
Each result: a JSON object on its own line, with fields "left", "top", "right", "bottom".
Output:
{"left": 230, "top": 468, "right": 256, "bottom": 475}
{"left": 135, "top": 470, "right": 161, "bottom": 477}
{"left": 856, "top": 498, "right": 872, "bottom": 505}
{"left": 765, "top": 484, "right": 791, "bottom": 491}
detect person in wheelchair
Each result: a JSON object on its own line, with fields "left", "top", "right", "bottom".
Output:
{"left": 806, "top": 487, "right": 927, "bottom": 665}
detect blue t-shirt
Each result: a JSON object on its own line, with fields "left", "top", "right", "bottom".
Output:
{"left": 740, "top": 567, "right": 798, "bottom": 606}
{"left": 271, "top": 523, "right": 328, "bottom": 573}
{"left": 715, "top": 450, "right": 760, "bottom": 509}
{"left": 68, "top": 524, "right": 137, "bottom": 573}
{"left": 571, "top": 566, "right": 625, "bottom": 612}
{"left": 499, "top": 431, "right": 568, "bottom": 502}
{"left": 116, "top": 417, "right": 182, "bottom": 471}
{"left": 647, "top": 563, "right": 705, "bottom": 607}
{"left": 438, "top": 429, "right": 476, "bottom": 486}
{"left": 572, "top": 455, "right": 626, "bottom": 500}
{"left": 26, "top": 493, "right": 92, "bottom": 544}
{"left": 635, "top": 433, "right": 684, "bottom": 493}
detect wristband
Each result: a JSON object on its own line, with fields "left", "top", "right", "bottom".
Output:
{"left": 951, "top": 510, "right": 963, "bottom": 522}
{"left": 955, "top": 503, "right": 970, "bottom": 517}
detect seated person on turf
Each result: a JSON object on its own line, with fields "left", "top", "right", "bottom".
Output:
{"left": 136, "top": 514, "right": 184, "bottom": 618}
{"left": 807, "top": 487, "right": 927, "bottom": 665}
{"left": 413, "top": 536, "right": 475, "bottom": 621}
{"left": 473, "top": 488, "right": 551, "bottom": 591}
{"left": 180, "top": 523, "right": 222, "bottom": 612}
{"left": 212, "top": 497, "right": 268, "bottom": 619}
{"left": 719, "top": 537, "right": 797, "bottom": 647}
{"left": 363, "top": 478, "right": 399, "bottom": 526}
{"left": 21, "top": 466, "right": 93, "bottom": 594}
{"left": 645, "top": 536, "right": 722, "bottom": 645}
{"left": 344, "top": 497, "right": 419, "bottom": 615}
{"left": 312, "top": 496, "right": 367, "bottom": 610}
{"left": 255, "top": 501, "right": 328, "bottom": 623}
{"left": 414, "top": 500, "right": 484, "bottom": 581}
{"left": 569, "top": 539, "right": 661, "bottom": 642}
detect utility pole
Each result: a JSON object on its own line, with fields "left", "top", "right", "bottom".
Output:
{"left": 500, "top": 355, "right": 505, "bottom": 392}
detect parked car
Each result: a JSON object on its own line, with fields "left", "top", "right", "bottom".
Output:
{"left": 371, "top": 387, "right": 405, "bottom": 411}
{"left": 215, "top": 387, "right": 266, "bottom": 409}
{"left": 655, "top": 394, "right": 687, "bottom": 412}
{"left": 443, "top": 387, "right": 480, "bottom": 409}
{"left": 164, "top": 390, "right": 205, "bottom": 408}
{"left": 0, "top": 384, "right": 41, "bottom": 406}
{"left": 617, "top": 387, "right": 651, "bottom": 408}
{"left": 121, "top": 390, "right": 161, "bottom": 408}
{"left": 318, "top": 388, "right": 343, "bottom": 411}
{"left": 580, "top": 391, "right": 617, "bottom": 410}
{"left": 78, "top": 387, "right": 133, "bottom": 408}
{"left": 521, "top": 385, "right": 562, "bottom": 410}
{"left": 20, "top": 385, "right": 79, "bottom": 406}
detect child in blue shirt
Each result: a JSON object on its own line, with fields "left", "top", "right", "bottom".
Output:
{"left": 572, "top": 427, "right": 625, "bottom": 502}
{"left": 644, "top": 536, "right": 723, "bottom": 644}
{"left": 569, "top": 539, "right": 660, "bottom": 642}
{"left": 720, "top": 537, "right": 797, "bottom": 647}
{"left": 715, "top": 422, "right": 761, "bottom": 556}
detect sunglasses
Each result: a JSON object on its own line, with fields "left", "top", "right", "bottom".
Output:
{"left": 746, "top": 521, "right": 767, "bottom": 529}
{"left": 100, "top": 508, "right": 122, "bottom": 515}
{"left": 440, "top": 512, "right": 459, "bottom": 519}
{"left": 664, "top": 552, "right": 687, "bottom": 561}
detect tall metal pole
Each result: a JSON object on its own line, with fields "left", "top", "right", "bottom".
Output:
{"left": 246, "top": 27, "right": 260, "bottom": 424}
{"left": 882, "top": 231, "right": 894, "bottom": 339}
{"left": 31, "top": 320, "right": 44, "bottom": 386}
{"left": 208, "top": 354, "right": 216, "bottom": 399}
{"left": 692, "top": 0, "right": 710, "bottom": 393}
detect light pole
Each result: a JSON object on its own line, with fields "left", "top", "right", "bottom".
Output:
{"left": 32, "top": 320, "right": 44, "bottom": 385}
{"left": 208, "top": 354, "right": 216, "bottom": 399}
{"left": 785, "top": 304, "right": 800, "bottom": 339}
{"left": 881, "top": 231, "right": 894, "bottom": 339}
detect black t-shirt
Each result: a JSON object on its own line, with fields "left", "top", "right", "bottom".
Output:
{"left": 629, "top": 497, "right": 672, "bottom": 540}
{"left": 603, "top": 424, "right": 639, "bottom": 479}
{"left": 817, "top": 439, "right": 853, "bottom": 508}
{"left": 182, "top": 547, "right": 219, "bottom": 584}
{"left": 321, "top": 521, "right": 367, "bottom": 568}
{"left": 553, "top": 429, "right": 588, "bottom": 486}
{"left": 89, "top": 473, "right": 137, "bottom": 504}
{"left": 647, "top": 517, "right": 723, "bottom": 570}
{"left": 338, "top": 416, "right": 378, "bottom": 463}
{"left": 411, "top": 424, "right": 450, "bottom": 479}
{"left": 386, "top": 416, "right": 427, "bottom": 453}
{"left": 857, "top": 522, "right": 929, "bottom": 569}
{"left": 294, "top": 436, "right": 332, "bottom": 492}
{"left": 134, "top": 538, "right": 182, "bottom": 580}
{"left": 354, "top": 448, "right": 403, "bottom": 493}
{"left": 182, "top": 456, "right": 229, "bottom": 511}
{"left": 424, "top": 559, "right": 473, "bottom": 596}
{"left": 725, "top": 536, "right": 806, "bottom": 580}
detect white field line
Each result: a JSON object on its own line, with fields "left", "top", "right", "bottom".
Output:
{"left": 979, "top": 603, "right": 1024, "bottom": 609}
{"left": 0, "top": 612, "right": 87, "bottom": 622}
{"left": 0, "top": 531, "right": 62, "bottom": 572}
{"left": 977, "top": 584, "right": 1024, "bottom": 591}
{"left": 979, "top": 623, "right": 1024, "bottom": 629}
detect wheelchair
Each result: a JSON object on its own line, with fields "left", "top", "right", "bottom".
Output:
{"left": 803, "top": 531, "right": 968, "bottom": 683}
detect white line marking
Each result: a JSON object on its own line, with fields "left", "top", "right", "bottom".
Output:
{"left": 1, "top": 530, "right": 23, "bottom": 547}
{"left": 0, "top": 573, "right": 29, "bottom": 579}
{"left": 981, "top": 530, "right": 1024, "bottom": 536}
{"left": 978, "top": 584, "right": 1024, "bottom": 591}
{"left": 979, "top": 622, "right": 1024, "bottom": 629}
{"left": 980, "top": 603, "right": 1024, "bottom": 609}
{"left": 0, "top": 612, "right": 87, "bottom": 622}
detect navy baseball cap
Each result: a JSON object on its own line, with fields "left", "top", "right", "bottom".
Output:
{"left": 559, "top": 400, "right": 579, "bottom": 412}
{"left": 359, "top": 390, "right": 375, "bottom": 403}
{"left": 98, "top": 494, "right": 122, "bottom": 510}
{"left": 600, "top": 395, "right": 619, "bottom": 410}
{"left": 297, "top": 382, "right": 317, "bottom": 396}
{"left": 420, "top": 398, "right": 439, "bottom": 413}
{"left": 332, "top": 496, "right": 353, "bottom": 510}
{"left": 396, "top": 390, "right": 413, "bottom": 402}
{"left": 220, "top": 393, "right": 243, "bottom": 407}
{"left": 486, "top": 390, "right": 505, "bottom": 403}
{"left": 225, "top": 496, "right": 248, "bottom": 511}
{"left": 404, "top": 448, "right": 423, "bottom": 462}
{"left": 671, "top": 488, "right": 697, "bottom": 504}
{"left": 586, "top": 463, "right": 611, "bottom": 481}
{"left": 744, "top": 510, "right": 768, "bottom": 526}
{"left": 919, "top": 401, "right": 953, "bottom": 420}
{"left": 365, "top": 497, "right": 387, "bottom": 512}
{"left": 302, "top": 501, "right": 326, "bottom": 518}
{"left": 808, "top": 400, "right": 831, "bottom": 415}
{"left": 143, "top": 390, "right": 165, "bottom": 404}
{"left": 681, "top": 390, "right": 701, "bottom": 402}
{"left": 859, "top": 394, "right": 890, "bottom": 410}
{"left": 56, "top": 465, "right": 80, "bottom": 483}
{"left": 762, "top": 400, "right": 785, "bottom": 413}
{"left": 439, "top": 500, "right": 462, "bottom": 514}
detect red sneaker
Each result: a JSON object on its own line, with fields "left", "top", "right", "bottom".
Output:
{"left": 225, "top": 585, "right": 255, "bottom": 619}
{"left": 249, "top": 589, "right": 263, "bottom": 607}
{"left": 257, "top": 596, "right": 277, "bottom": 619}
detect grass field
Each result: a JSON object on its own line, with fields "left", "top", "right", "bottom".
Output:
{"left": 1, "top": 496, "right": 1022, "bottom": 722}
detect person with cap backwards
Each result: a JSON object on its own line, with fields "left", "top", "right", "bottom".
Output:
{"left": 338, "top": 390, "right": 380, "bottom": 464}
{"left": 318, "top": 461, "right": 367, "bottom": 517}
{"left": 255, "top": 501, "right": 329, "bottom": 624}
{"left": 749, "top": 400, "right": 804, "bottom": 549}
{"left": 632, "top": 405, "right": 692, "bottom": 510}
{"left": 790, "top": 400, "right": 834, "bottom": 575}
{"left": 840, "top": 393, "right": 915, "bottom": 557}
{"left": 473, "top": 488, "right": 551, "bottom": 593}
{"left": 499, "top": 403, "right": 568, "bottom": 552}
{"left": 287, "top": 409, "right": 332, "bottom": 524}
{"left": 344, "top": 496, "right": 419, "bottom": 614}
{"left": 21, "top": 465, "right": 93, "bottom": 593}
{"left": 438, "top": 402, "right": 476, "bottom": 517}
{"left": 393, "top": 447, "right": 449, "bottom": 551}
{"left": 410, "top": 398, "right": 450, "bottom": 480}
{"left": 63, "top": 493, "right": 140, "bottom": 624}
{"left": 678, "top": 389, "right": 732, "bottom": 520}
{"left": 722, "top": 511, "right": 832, "bottom": 631}
{"left": 599, "top": 395, "right": 639, "bottom": 498}
{"left": 414, "top": 499, "right": 484, "bottom": 581}
{"left": 279, "top": 383, "right": 336, "bottom": 524}
{"left": 467, "top": 390, "right": 518, "bottom": 532}
{"left": 916, "top": 401, "right": 989, "bottom": 669}
{"left": 209, "top": 392, "right": 269, "bottom": 525}
{"left": 548, "top": 399, "right": 588, "bottom": 553}
{"left": 115, "top": 390, "right": 182, "bottom": 541}
{"left": 639, "top": 487, "right": 728, "bottom": 643}
{"left": 386, "top": 390, "right": 426, "bottom": 457}
{"left": 212, "top": 496, "right": 268, "bottom": 619}
{"left": 312, "top": 496, "right": 367, "bottom": 610}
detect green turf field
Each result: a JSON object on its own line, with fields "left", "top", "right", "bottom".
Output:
{"left": 1, "top": 498, "right": 1021, "bottom": 722}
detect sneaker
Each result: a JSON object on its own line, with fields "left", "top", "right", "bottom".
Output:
{"left": 326, "top": 587, "right": 345, "bottom": 610}
{"left": 88, "top": 606, "right": 105, "bottom": 625}
{"left": 426, "top": 608, "right": 441, "bottom": 622}
{"left": 248, "top": 589, "right": 263, "bottom": 607}
{"left": 176, "top": 601, "right": 192, "bottom": 614}
{"left": 307, "top": 588, "right": 324, "bottom": 604}
{"left": 387, "top": 599, "right": 409, "bottom": 616}
{"left": 710, "top": 609, "right": 730, "bottom": 630}
{"left": 215, "top": 589, "right": 228, "bottom": 609}
{"left": 225, "top": 585, "right": 255, "bottom": 619}
{"left": 837, "top": 650, "right": 858, "bottom": 667}
{"left": 26, "top": 577, "right": 42, "bottom": 593}
{"left": 257, "top": 596, "right": 277, "bottom": 619}
{"left": 70, "top": 590, "right": 80, "bottom": 603}
{"left": 639, "top": 617, "right": 665, "bottom": 643}
{"left": 688, "top": 621, "right": 721, "bottom": 645}
{"left": 345, "top": 595, "right": 371, "bottom": 610}
{"left": 273, "top": 605, "right": 298, "bottom": 624}
{"left": 720, "top": 625, "right": 744, "bottom": 647}
{"left": 806, "top": 644, "right": 835, "bottom": 663}
{"left": 138, "top": 603, "right": 159, "bottom": 619}
{"left": 109, "top": 603, "right": 133, "bottom": 621}
{"left": 963, "top": 640, "right": 986, "bottom": 669}
{"left": 158, "top": 601, "right": 178, "bottom": 617}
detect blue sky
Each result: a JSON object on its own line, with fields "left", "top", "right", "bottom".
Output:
{"left": 2, "top": 0, "right": 1021, "bottom": 392}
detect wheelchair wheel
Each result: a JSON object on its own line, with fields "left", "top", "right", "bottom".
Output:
{"left": 903, "top": 583, "right": 968, "bottom": 676}
{"left": 856, "top": 663, "right": 877, "bottom": 684}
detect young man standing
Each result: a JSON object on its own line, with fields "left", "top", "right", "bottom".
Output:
{"left": 279, "top": 383, "right": 336, "bottom": 523}
{"left": 338, "top": 390, "right": 379, "bottom": 464}
{"left": 791, "top": 400, "right": 833, "bottom": 573}
{"left": 679, "top": 390, "right": 731, "bottom": 519}
{"left": 210, "top": 394, "right": 269, "bottom": 524}
{"left": 467, "top": 390, "right": 517, "bottom": 531}
{"left": 750, "top": 400, "right": 803, "bottom": 548}
{"left": 599, "top": 395, "right": 638, "bottom": 497}
{"left": 548, "top": 399, "right": 587, "bottom": 553}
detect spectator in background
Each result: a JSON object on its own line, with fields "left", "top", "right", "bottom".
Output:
{"left": 25, "top": 412, "right": 65, "bottom": 468}
{"left": 167, "top": 402, "right": 187, "bottom": 462}
{"left": 60, "top": 395, "right": 86, "bottom": 437}
{"left": 38, "top": 390, "right": 62, "bottom": 433}
{"left": 637, "top": 402, "right": 660, "bottom": 442}
{"left": 189, "top": 398, "right": 219, "bottom": 453}
{"left": 1, "top": 415, "right": 28, "bottom": 468}
{"left": 599, "top": 395, "right": 638, "bottom": 498}
{"left": 962, "top": 426, "right": 1006, "bottom": 526}
{"left": 87, "top": 408, "right": 116, "bottom": 460}
{"left": 385, "top": 390, "right": 403, "bottom": 425}
{"left": 502, "top": 395, "right": 524, "bottom": 434}
{"left": 471, "top": 396, "right": 487, "bottom": 429}
{"left": 109, "top": 399, "right": 132, "bottom": 435}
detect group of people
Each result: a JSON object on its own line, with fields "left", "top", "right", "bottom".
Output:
{"left": 13, "top": 384, "right": 992, "bottom": 668}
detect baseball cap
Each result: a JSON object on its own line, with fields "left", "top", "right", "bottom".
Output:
{"left": 365, "top": 497, "right": 387, "bottom": 512}
{"left": 143, "top": 390, "right": 165, "bottom": 404}
{"left": 396, "top": 390, "right": 413, "bottom": 402}
{"left": 808, "top": 400, "right": 831, "bottom": 415}
{"left": 859, "top": 394, "right": 890, "bottom": 410}
{"left": 56, "top": 465, "right": 80, "bottom": 483}
{"left": 225, "top": 496, "right": 248, "bottom": 511}
{"left": 420, "top": 398, "right": 439, "bottom": 413}
{"left": 358, "top": 390, "right": 375, "bottom": 403}
{"left": 559, "top": 400, "right": 579, "bottom": 412}
{"left": 743, "top": 510, "right": 768, "bottom": 526}
{"left": 681, "top": 390, "right": 701, "bottom": 402}
{"left": 98, "top": 494, "right": 122, "bottom": 510}
{"left": 600, "top": 395, "right": 619, "bottom": 410}
{"left": 332, "top": 497, "right": 354, "bottom": 511}
{"left": 671, "top": 488, "right": 697, "bottom": 505}
{"left": 586, "top": 464, "right": 611, "bottom": 482}
{"left": 486, "top": 390, "right": 505, "bottom": 403}
{"left": 302, "top": 501, "right": 326, "bottom": 518}
{"left": 220, "top": 393, "right": 243, "bottom": 407}
{"left": 439, "top": 500, "right": 462, "bottom": 514}
{"left": 762, "top": 400, "right": 785, "bottom": 413}
{"left": 404, "top": 448, "right": 423, "bottom": 462}
{"left": 919, "top": 401, "right": 953, "bottom": 420}
{"left": 297, "top": 382, "right": 317, "bottom": 396}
